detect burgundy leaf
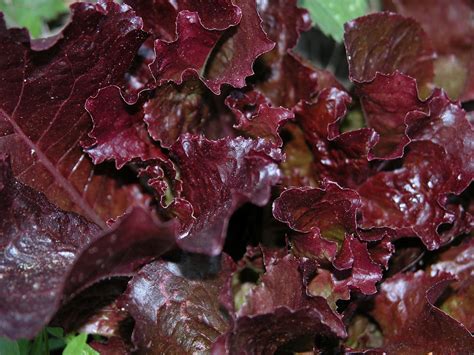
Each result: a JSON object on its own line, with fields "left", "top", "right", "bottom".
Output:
{"left": 144, "top": 79, "right": 235, "bottom": 149}
{"left": 357, "top": 72, "right": 426, "bottom": 160}
{"left": 122, "top": 255, "right": 235, "bottom": 354}
{"left": 84, "top": 86, "right": 166, "bottom": 169}
{"left": 428, "top": 238, "right": 474, "bottom": 331}
{"left": 385, "top": 0, "right": 474, "bottom": 101}
{"left": 406, "top": 89, "right": 474, "bottom": 196}
{"left": 0, "top": 156, "right": 100, "bottom": 339}
{"left": 371, "top": 271, "right": 474, "bottom": 353}
{"left": 0, "top": 156, "right": 177, "bottom": 339}
{"left": 292, "top": 88, "right": 377, "bottom": 187}
{"left": 358, "top": 72, "right": 474, "bottom": 171}
{"left": 344, "top": 12, "right": 435, "bottom": 95}
{"left": 214, "top": 255, "right": 346, "bottom": 354}
{"left": 167, "top": 135, "right": 281, "bottom": 255}
{"left": 358, "top": 141, "right": 464, "bottom": 250}
{"left": 225, "top": 90, "right": 293, "bottom": 146}
{"left": 273, "top": 184, "right": 384, "bottom": 295}
{"left": 125, "top": 0, "right": 241, "bottom": 41}
{"left": 150, "top": 0, "right": 274, "bottom": 94}
{"left": 0, "top": 1, "right": 147, "bottom": 225}
{"left": 273, "top": 182, "right": 360, "bottom": 238}
{"left": 256, "top": 0, "right": 311, "bottom": 56}
{"left": 63, "top": 207, "right": 178, "bottom": 297}
{"left": 256, "top": 50, "right": 321, "bottom": 109}
{"left": 255, "top": 0, "right": 340, "bottom": 108}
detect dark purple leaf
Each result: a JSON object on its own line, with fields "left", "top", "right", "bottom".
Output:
{"left": 406, "top": 89, "right": 474, "bottom": 196}
{"left": 385, "top": 0, "right": 474, "bottom": 101}
{"left": 256, "top": 0, "right": 311, "bottom": 55}
{"left": 371, "top": 271, "right": 474, "bottom": 353}
{"left": 167, "top": 135, "right": 281, "bottom": 255}
{"left": 358, "top": 140, "right": 469, "bottom": 250}
{"left": 213, "top": 254, "right": 346, "bottom": 354}
{"left": 0, "top": 156, "right": 177, "bottom": 339}
{"left": 255, "top": 0, "right": 342, "bottom": 108}
{"left": 273, "top": 183, "right": 383, "bottom": 295}
{"left": 344, "top": 12, "right": 435, "bottom": 96}
{"left": 149, "top": 0, "right": 274, "bottom": 94}
{"left": 122, "top": 254, "right": 235, "bottom": 354}
{"left": 225, "top": 89, "right": 293, "bottom": 146}
{"left": 83, "top": 86, "right": 167, "bottom": 169}
{"left": 291, "top": 88, "right": 377, "bottom": 187}
{"left": 428, "top": 238, "right": 474, "bottom": 331}
{"left": 125, "top": 0, "right": 241, "bottom": 41}
{"left": 144, "top": 79, "right": 235, "bottom": 149}
{"left": 356, "top": 72, "right": 426, "bottom": 160}
{"left": 0, "top": 156, "right": 100, "bottom": 339}
{"left": 63, "top": 207, "right": 178, "bottom": 297}
{"left": 0, "top": 1, "right": 147, "bottom": 225}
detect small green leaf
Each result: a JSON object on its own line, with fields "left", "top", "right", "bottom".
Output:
{"left": 30, "top": 328, "right": 49, "bottom": 355}
{"left": 0, "top": 0, "right": 67, "bottom": 38}
{"left": 63, "top": 334, "right": 98, "bottom": 355}
{"left": 0, "top": 337, "right": 21, "bottom": 355}
{"left": 300, "top": 0, "right": 368, "bottom": 42}
{"left": 46, "top": 327, "right": 64, "bottom": 339}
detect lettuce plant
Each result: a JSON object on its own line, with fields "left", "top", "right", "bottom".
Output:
{"left": 0, "top": 0, "right": 472, "bottom": 353}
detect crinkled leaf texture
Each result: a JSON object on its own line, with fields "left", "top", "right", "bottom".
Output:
{"left": 371, "top": 270, "right": 474, "bottom": 353}
{"left": 160, "top": 135, "right": 281, "bottom": 255}
{"left": 213, "top": 254, "right": 346, "bottom": 354}
{"left": 385, "top": 0, "right": 474, "bottom": 101}
{"left": 83, "top": 86, "right": 166, "bottom": 169}
{"left": 0, "top": 155, "right": 177, "bottom": 339}
{"left": 0, "top": 0, "right": 473, "bottom": 352}
{"left": 148, "top": 0, "right": 274, "bottom": 94}
{"left": 122, "top": 254, "right": 235, "bottom": 354}
{"left": 344, "top": 12, "right": 435, "bottom": 95}
{"left": 0, "top": 1, "right": 149, "bottom": 225}
{"left": 273, "top": 182, "right": 384, "bottom": 296}
{"left": 0, "top": 156, "right": 99, "bottom": 339}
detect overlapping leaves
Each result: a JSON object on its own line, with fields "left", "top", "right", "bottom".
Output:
{"left": 0, "top": 0, "right": 472, "bottom": 354}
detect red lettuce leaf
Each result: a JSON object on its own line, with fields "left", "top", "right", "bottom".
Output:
{"left": 0, "top": 1, "right": 147, "bottom": 225}
{"left": 256, "top": 52, "right": 323, "bottom": 109}
{"left": 358, "top": 72, "right": 474, "bottom": 168}
{"left": 356, "top": 72, "right": 426, "bottom": 160}
{"left": 256, "top": 0, "right": 311, "bottom": 55}
{"left": 0, "top": 156, "right": 100, "bottom": 339}
{"left": 273, "top": 183, "right": 383, "bottom": 295}
{"left": 428, "top": 238, "right": 474, "bottom": 331}
{"left": 371, "top": 270, "right": 474, "bottom": 353}
{"left": 358, "top": 141, "right": 467, "bottom": 250}
{"left": 385, "top": 0, "right": 474, "bottom": 101}
{"left": 83, "top": 86, "right": 167, "bottom": 169}
{"left": 406, "top": 89, "right": 474, "bottom": 196}
{"left": 273, "top": 182, "right": 360, "bottom": 238}
{"left": 344, "top": 12, "right": 435, "bottom": 96}
{"left": 213, "top": 254, "right": 346, "bottom": 354}
{"left": 121, "top": 254, "right": 235, "bottom": 353}
{"left": 125, "top": 0, "right": 241, "bottom": 41}
{"left": 255, "top": 0, "right": 341, "bottom": 108}
{"left": 165, "top": 135, "right": 281, "bottom": 255}
{"left": 0, "top": 156, "right": 177, "bottom": 339}
{"left": 63, "top": 207, "right": 178, "bottom": 297}
{"left": 288, "top": 87, "right": 377, "bottom": 188}
{"left": 149, "top": 0, "right": 274, "bottom": 94}
{"left": 225, "top": 89, "right": 293, "bottom": 146}
{"left": 144, "top": 79, "right": 235, "bottom": 148}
